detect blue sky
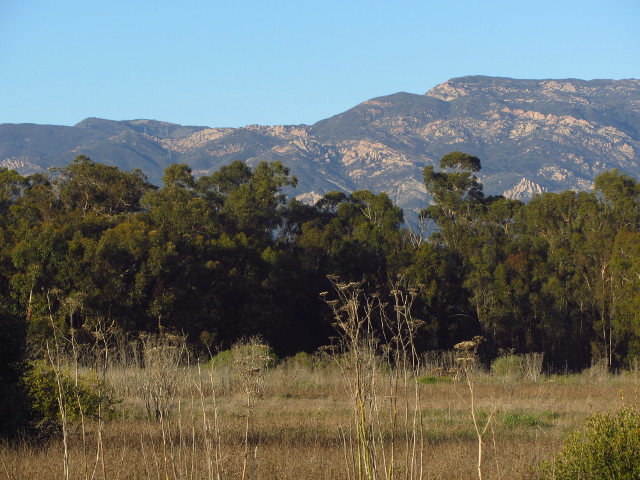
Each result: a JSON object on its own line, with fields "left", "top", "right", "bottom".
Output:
{"left": 1, "top": 0, "right": 639, "bottom": 128}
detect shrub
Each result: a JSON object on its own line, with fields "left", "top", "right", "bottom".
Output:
{"left": 207, "top": 339, "right": 278, "bottom": 397}
{"left": 208, "top": 342, "right": 278, "bottom": 370}
{"left": 23, "top": 361, "right": 118, "bottom": 427}
{"left": 540, "top": 403, "right": 640, "bottom": 479}
{"left": 491, "top": 354, "right": 524, "bottom": 378}
{"left": 287, "top": 351, "right": 315, "bottom": 369}
{"left": 233, "top": 340, "right": 278, "bottom": 369}
{"left": 207, "top": 348, "right": 234, "bottom": 369}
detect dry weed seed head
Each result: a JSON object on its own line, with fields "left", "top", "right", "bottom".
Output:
{"left": 232, "top": 339, "right": 274, "bottom": 401}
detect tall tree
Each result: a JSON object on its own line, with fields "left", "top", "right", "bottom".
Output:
{"left": 55, "top": 155, "right": 155, "bottom": 216}
{"left": 422, "top": 151, "right": 485, "bottom": 252}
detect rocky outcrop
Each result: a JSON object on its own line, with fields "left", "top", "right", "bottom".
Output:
{"left": 503, "top": 178, "right": 547, "bottom": 201}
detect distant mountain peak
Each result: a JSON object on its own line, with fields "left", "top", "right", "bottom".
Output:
{"left": 1, "top": 76, "right": 640, "bottom": 223}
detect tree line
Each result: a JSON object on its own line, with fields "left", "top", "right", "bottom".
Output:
{"left": 2, "top": 152, "right": 640, "bottom": 432}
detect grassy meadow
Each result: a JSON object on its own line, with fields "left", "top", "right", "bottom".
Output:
{"left": 1, "top": 341, "right": 637, "bottom": 480}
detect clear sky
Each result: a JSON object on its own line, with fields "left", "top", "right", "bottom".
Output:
{"left": 1, "top": 0, "right": 639, "bottom": 128}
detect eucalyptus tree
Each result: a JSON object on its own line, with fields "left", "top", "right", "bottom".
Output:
{"left": 422, "top": 151, "right": 485, "bottom": 251}
{"left": 55, "top": 155, "right": 154, "bottom": 216}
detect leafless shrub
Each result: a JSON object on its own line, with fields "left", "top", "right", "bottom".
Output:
{"left": 232, "top": 338, "right": 274, "bottom": 403}
{"left": 321, "top": 275, "right": 426, "bottom": 480}
{"left": 138, "top": 332, "right": 188, "bottom": 421}
{"left": 585, "top": 358, "right": 609, "bottom": 382}
{"left": 423, "top": 350, "right": 458, "bottom": 376}
{"left": 522, "top": 353, "right": 544, "bottom": 382}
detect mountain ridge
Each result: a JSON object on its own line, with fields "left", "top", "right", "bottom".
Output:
{"left": 2, "top": 76, "right": 639, "bottom": 221}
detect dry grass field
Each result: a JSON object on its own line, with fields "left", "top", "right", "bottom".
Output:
{"left": 1, "top": 346, "right": 637, "bottom": 480}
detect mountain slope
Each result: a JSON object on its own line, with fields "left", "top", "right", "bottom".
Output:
{"left": 2, "top": 76, "right": 639, "bottom": 220}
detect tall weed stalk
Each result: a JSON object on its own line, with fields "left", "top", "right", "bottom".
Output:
{"left": 322, "top": 275, "right": 425, "bottom": 480}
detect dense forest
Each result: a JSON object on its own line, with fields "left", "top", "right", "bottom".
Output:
{"left": 2, "top": 152, "right": 640, "bottom": 433}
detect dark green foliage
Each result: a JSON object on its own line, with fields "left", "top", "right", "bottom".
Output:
{"left": 0, "top": 167, "right": 27, "bottom": 216}
{"left": 0, "top": 303, "right": 29, "bottom": 437}
{"left": 3, "top": 149, "right": 640, "bottom": 433}
{"left": 422, "top": 153, "right": 485, "bottom": 253}
{"left": 439, "top": 151, "right": 481, "bottom": 171}
{"left": 541, "top": 404, "right": 640, "bottom": 479}
{"left": 54, "top": 155, "right": 155, "bottom": 216}
{"left": 421, "top": 154, "right": 640, "bottom": 370}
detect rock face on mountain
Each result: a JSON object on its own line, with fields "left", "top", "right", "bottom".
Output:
{"left": 2, "top": 76, "right": 639, "bottom": 221}
{"left": 503, "top": 178, "right": 547, "bottom": 201}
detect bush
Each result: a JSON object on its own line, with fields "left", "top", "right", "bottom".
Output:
{"left": 23, "top": 361, "right": 118, "bottom": 427}
{"left": 287, "top": 351, "right": 315, "bottom": 369}
{"left": 207, "top": 348, "right": 234, "bottom": 369}
{"left": 491, "top": 354, "right": 524, "bottom": 378}
{"left": 206, "top": 339, "right": 278, "bottom": 397}
{"left": 233, "top": 340, "right": 278, "bottom": 370}
{"left": 540, "top": 404, "right": 640, "bottom": 479}
{"left": 208, "top": 343, "right": 278, "bottom": 370}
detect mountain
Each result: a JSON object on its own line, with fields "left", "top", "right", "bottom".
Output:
{"left": 2, "top": 76, "right": 640, "bottom": 221}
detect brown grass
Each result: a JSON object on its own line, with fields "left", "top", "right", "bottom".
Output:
{"left": 0, "top": 359, "right": 636, "bottom": 480}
